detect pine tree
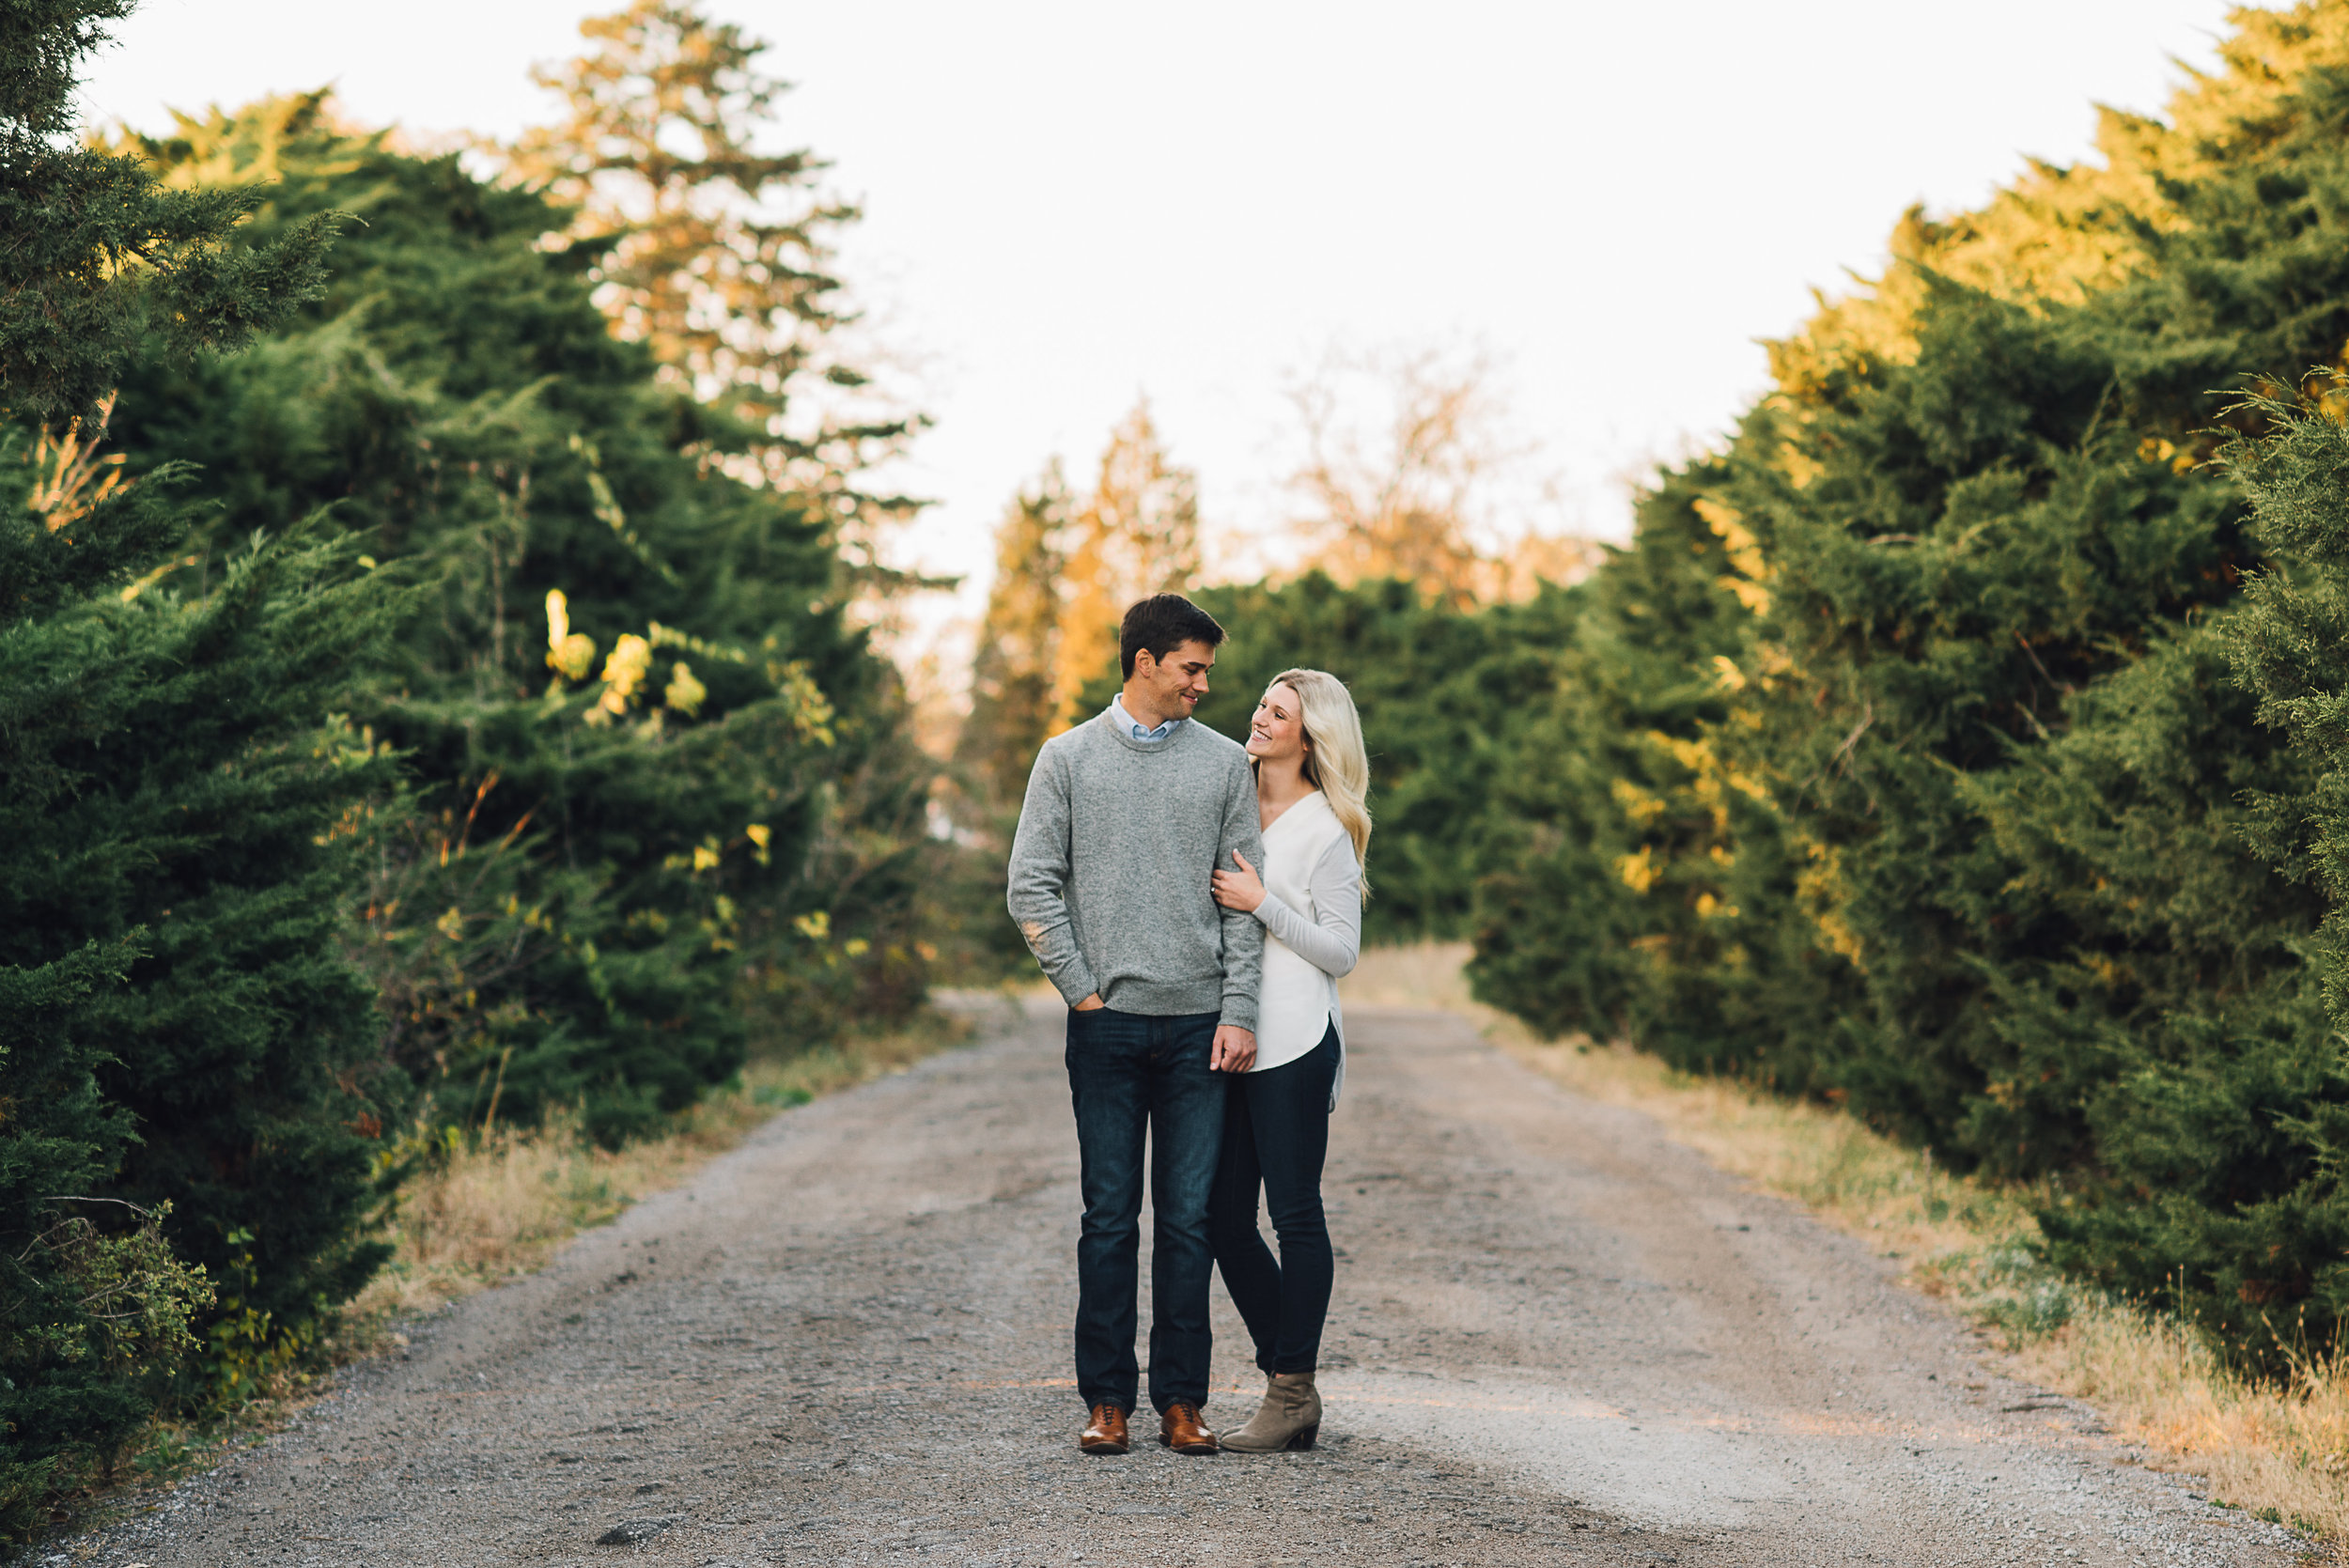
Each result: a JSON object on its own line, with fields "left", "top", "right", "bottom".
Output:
{"left": 506, "top": 3, "right": 948, "bottom": 1044}
{"left": 107, "top": 93, "right": 924, "bottom": 1140}
{"left": 1050, "top": 400, "right": 1200, "bottom": 725}
{"left": 0, "top": 0, "right": 335, "bottom": 427}
{"left": 961, "top": 463, "right": 1069, "bottom": 817}
{"left": 1974, "top": 613, "right": 2333, "bottom": 1346}
{"left": 1465, "top": 0, "right": 2349, "bottom": 1363}
{"left": 1467, "top": 465, "right": 1796, "bottom": 1053}
{"left": 0, "top": 0, "right": 390, "bottom": 1521}
{"left": 2222, "top": 389, "right": 2349, "bottom": 1000}
{"left": 506, "top": 0, "right": 922, "bottom": 585}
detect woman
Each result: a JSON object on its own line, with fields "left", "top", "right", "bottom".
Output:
{"left": 1206, "top": 667, "right": 1370, "bottom": 1453}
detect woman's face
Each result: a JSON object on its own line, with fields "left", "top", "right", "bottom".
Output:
{"left": 1246, "top": 683, "right": 1308, "bottom": 765}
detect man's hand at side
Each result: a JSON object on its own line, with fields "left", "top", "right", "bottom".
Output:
{"left": 1073, "top": 994, "right": 1106, "bottom": 1011}
{"left": 1211, "top": 1025, "right": 1256, "bottom": 1073}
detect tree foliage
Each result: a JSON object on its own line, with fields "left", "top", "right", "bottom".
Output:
{"left": 506, "top": 0, "right": 921, "bottom": 583}
{"left": 1466, "top": 0, "right": 2349, "bottom": 1366}
{"left": 0, "top": 0, "right": 397, "bottom": 1514}
{"left": 962, "top": 464, "right": 1070, "bottom": 819}
{"left": 1278, "top": 346, "right": 1593, "bottom": 608}
{"left": 0, "top": 0, "right": 945, "bottom": 1529}
{"left": 104, "top": 91, "right": 927, "bottom": 1142}
{"left": 0, "top": 0, "right": 336, "bottom": 428}
{"left": 1050, "top": 400, "right": 1201, "bottom": 725}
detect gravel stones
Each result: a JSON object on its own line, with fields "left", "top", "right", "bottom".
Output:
{"left": 593, "top": 1514, "right": 677, "bottom": 1545}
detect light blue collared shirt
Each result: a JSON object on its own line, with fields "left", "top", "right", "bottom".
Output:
{"left": 1109, "top": 695, "right": 1183, "bottom": 743}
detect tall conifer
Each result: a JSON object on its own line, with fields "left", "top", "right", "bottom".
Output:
{"left": 108, "top": 94, "right": 928, "bottom": 1138}
{"left": 0, "top": 0, "right": 393, "bottom": 1521}
{"left": 507, "top": 0, "right": 923, "bottom": 585}
{"left": 1050, "top": 400, "right": 1200, "bottom": 725}
{"left": 1467, "top": 0, "right": 2349, "bottom": 1361}
{"left": 962, "top": 465, "right": 1070, "bottom": 817}
{"left": 0, "top": 0, "right": 334, "bottom": 427}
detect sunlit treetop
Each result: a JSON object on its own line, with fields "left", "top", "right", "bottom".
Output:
{"left": 1769, "top": 0, "right": 2349, "bottom": 404}
{"left": 505, "top": 0, "right": 927, "bottom": 589}
{"left": 0, "top": 0, "right": 339, "bottom": 427}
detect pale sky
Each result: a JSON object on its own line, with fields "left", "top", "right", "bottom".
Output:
{"left": 82, "top": 0, "right": 2240, "bottom": 656}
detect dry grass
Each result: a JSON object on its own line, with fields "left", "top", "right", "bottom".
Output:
{"left": 343, "top": 1017, "right": 969, "bottom": 1332}
{"left": 1346, "top": 941, "right": 2349, "bottom": 1546}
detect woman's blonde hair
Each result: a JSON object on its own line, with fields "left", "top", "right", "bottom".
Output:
{"left": 1261, "top": 668, "right": 1372, "bottom": 894}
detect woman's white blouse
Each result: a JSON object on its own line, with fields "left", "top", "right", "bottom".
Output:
{"left": 1247, "top": 790, "right": 1361, "bottom": 1109}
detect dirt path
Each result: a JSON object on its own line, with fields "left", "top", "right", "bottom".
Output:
{"left": 69, "top": 1000, "right": 2299, "bottom": 1567}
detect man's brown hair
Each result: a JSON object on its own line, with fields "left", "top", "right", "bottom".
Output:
{"left": 1119, "top": 594, "right": 1226, "bottom": 679}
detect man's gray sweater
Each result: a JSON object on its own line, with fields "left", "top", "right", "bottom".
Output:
{"left": 1006, "top": 711, "right": 1266, "bottom": 1030}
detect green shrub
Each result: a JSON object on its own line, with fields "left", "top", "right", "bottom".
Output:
{"left": 106, "top": 98, "right": 928, "bottom": 1141}
{"left": 0, "top": 0, "right": 405, "bottom": 1521}
{"left": 1464, "top": 1, "right": 2349, "bottom": 1368}
{"left": 0, "top": 479, "right": 403, "bottom": 1514}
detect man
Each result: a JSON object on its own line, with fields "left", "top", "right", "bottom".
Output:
{"left": 1007, "top": 593, "right": 1265, "bottom": 1457}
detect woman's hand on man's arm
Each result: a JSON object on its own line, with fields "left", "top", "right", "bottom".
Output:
{"left": 1211, "top": 848, "right": 1268, "bottom": 913}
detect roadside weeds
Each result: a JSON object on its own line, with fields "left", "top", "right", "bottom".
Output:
{"left": 1344, "top": 942, "right": 2349, "bottom": 1551}
{"left": 342, "top": 1011, "right": 975, "bottom": 1329}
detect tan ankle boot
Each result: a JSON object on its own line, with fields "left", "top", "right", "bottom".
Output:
{"left": 1220, "top": 1372, "right": 1321, "bottom": 1452}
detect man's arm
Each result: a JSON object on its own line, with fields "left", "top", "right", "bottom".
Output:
{"left": 1005, "top": 743, "right": 1100, "bottom": 1008}
{"left": 1214, "top": 755, "right": 1268, "bottom": 1034}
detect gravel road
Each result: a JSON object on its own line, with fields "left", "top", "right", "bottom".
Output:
{"left": 64, "top": 998, "right": 2301, "bottom": 1567}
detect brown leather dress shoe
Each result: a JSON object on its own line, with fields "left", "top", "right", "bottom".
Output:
{"left": 1079, "top": 1403, "right": 1130, "bottom": 1454}
{"left": 1158, "top": 1401, "right": 1218, "bottom": 1454}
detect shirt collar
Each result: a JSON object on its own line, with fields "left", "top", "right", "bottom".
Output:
{"left": 1109, "top": 694, "right": 1183, "bottom": 742}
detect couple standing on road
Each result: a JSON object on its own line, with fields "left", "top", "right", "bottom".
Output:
{"left": 1007, "top": 593, "right": 1372, "bottom": 1458}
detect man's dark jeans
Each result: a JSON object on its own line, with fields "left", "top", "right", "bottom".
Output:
{"left": 1065, "top": 1006, "right": 1224, "bottom": 1415}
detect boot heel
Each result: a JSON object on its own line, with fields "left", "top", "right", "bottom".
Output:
{"left": 1286, "top": 1424, "right": 1318, "bottom": 1452}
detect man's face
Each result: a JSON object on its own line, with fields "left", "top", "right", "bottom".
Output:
{"left": 1132, "top": 639, "right": 1217, "bottom": 723}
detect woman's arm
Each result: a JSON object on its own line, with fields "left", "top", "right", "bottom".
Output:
{"left": 1252, "top": 832, "right": 1361, "bottom": 979}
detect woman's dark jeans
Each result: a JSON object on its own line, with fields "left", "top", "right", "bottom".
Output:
{"left": 1208, "top": 1022, "right": 1340, "bottom": 1375}
{"left": 1065, "top": 1006, "right": 1225, "bottom": 1416}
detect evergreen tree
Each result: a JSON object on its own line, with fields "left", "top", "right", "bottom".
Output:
{"left": 1466, "top": 0, "right": 2349, "bottom": 1363}
{"left": 0, "top": 0, "right": 335, "bottom": 427}
{"left": 961, "top": 463, "right": 1069, "bottom": 817}
{"left": 1050, "top": 400, "right": 1200, "bottom": 725}
{"left": 1710, "top": 281, "right": 2239, "bottom": 1157}
{"left": 3, "top": 486, "right": 405, "bottom": 1413}
{"left": 507, "top": 1, "right": 948, "bottom": 1044}
{"left": 107, "top": 95, "right": 919, "bottom": 1141}
{"left": 1468, "top": 465, "right": 1792, "bottom": 1054}
{"left": 2053, "top": 391, "right": 2349, "bottom": 1344}
{"left": 506, "top": 0, "right": 922, "bottom": 585}
{"left": 0, "top": 0, "right": 392, "bottom": 1521}
{"left": 2224, "top": 388, "right": 2349, "bottom": 1009}
{"left": 1974, "top": 615, "right": 2334, "bottom": 1347}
